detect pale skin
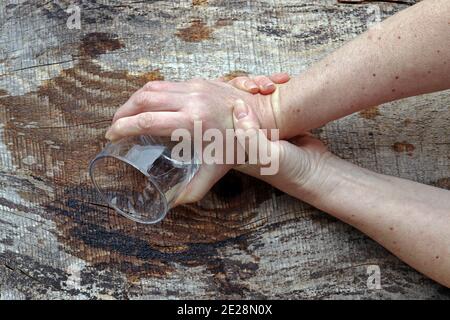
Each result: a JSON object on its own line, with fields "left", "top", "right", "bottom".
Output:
{"left": 106, "top": 0, "right": 450, "bottom": 287}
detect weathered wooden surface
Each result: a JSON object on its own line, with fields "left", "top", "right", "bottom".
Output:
{"left": 0, "top": 0, "right": 449, "bottom": 300}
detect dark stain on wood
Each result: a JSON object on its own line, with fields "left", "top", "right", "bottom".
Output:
{"left": 1, "top": 250, "right": 69, "bottom": 292}
{"left": 257, "top": 25, "right": 289, "bottom": 38}
{"left": 214, "top": 18, "right": 234, "bottom": 27}
{"left": 293, "top": 25, "right": 332, "bottom": 46}
{"left": 0, "top": 197, "right": 29, "bottom": 213}
{"left": 310, "top": 210, "right": 340, "bottom": 225}
{"left": 208, "top": 258, "right": 259, "bottom": 296}
{"left": 212, "top": 171, "right": 244, "bottom": 200}
{"left": 78, "top": 33, "right": 124, "bottom": 58}
{"left": 176, "top": 19, "right": 213, "bottom": 42}
{"left": 192, "top": 0, "right": 208, "bottom": 5}
{"left": 0, "top": 238, "right": 14, "bottom": 246}
{"left": 359, "top": 106, "right": 381, "bottom": 120}
{"left": 433, "top": 177, "right": 450, "bottom": 190}
{"left": 403, "top": 118, "right": 412, "bottom": 126}
{"left": 44, "top": 186, "right": 264, "bottom": 280}
{"left": 41, "top": 166, "right": 269, "bottom": 278}
{"left": 391, "top": 141, "right": 415, "bottom": 153}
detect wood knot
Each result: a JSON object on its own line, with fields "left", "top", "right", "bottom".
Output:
{"left": 79, "top": 32, "right": 124, "bottom": 58}
{"left": 176, "top": 19, "right": 213, "bottom": 42}
{"left": 192, "top": 0, "right": 208, "bottom": 5}
{"left": 359, "top": 106, "right": 380, "bottom": 120}
{"left": 391, "top": 141, "right": 415, "bottom": 154}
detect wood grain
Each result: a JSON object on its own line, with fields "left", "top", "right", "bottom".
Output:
{"left": 0, "top": 0, "right": 449, "bottom": 299}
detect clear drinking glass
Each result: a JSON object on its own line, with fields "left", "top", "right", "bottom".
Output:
{"left": 89, "top": 135, "right": 199, "bottom": 224}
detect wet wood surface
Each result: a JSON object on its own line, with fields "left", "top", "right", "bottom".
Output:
{"left": 0, "top": 0, "right": 449, "bottom": 299}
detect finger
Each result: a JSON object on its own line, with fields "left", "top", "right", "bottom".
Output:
{"left": 232, "top": 99, "right": 259, "bottom": 160}
{"left": 268, "top": 72, "right": 290, "bottom": 84}
{"left": 232, "top": 99, "right": 262, "bottom": 130}
{"left": 232, "top": 99, "right": 267, "bottom": 164}
{"left": 105, "top": 112, "right": 188, "bottom": 141}
{"left": 174, "top": 164, "right": 231, "bottom": 205}
{"left": 216, "top": 71, "right": 248, "bottom": 82}
{"left": 233, "top": 163, "right": 261, "bottom": 178}
{"left": 112, "top": 90, "right": 184, "bottom": 123}
{"left": 228, "top": 76, "right": 259, "bottom": 93}
{"left": 232, "top": 99, "right": 280, "bottom": 176}
{"left": 252, "top": 75, "right": 276, "bottom": 94}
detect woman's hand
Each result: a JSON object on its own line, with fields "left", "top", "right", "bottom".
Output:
{"left": 230, "top": 99, "right": 332, "bottom": 199}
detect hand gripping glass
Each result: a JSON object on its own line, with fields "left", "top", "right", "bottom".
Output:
{"left": 89, "top": 135, "right": 199, "bottom": 224}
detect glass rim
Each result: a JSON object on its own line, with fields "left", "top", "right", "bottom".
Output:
{"left": 88, "top": 153, "right": 169, "bottom": 224}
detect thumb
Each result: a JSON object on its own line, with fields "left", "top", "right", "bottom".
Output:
{"left": 232, "top": 99, "right": 280, "bottom": 177}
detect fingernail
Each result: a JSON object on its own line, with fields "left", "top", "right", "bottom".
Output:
{"left": 233, "top": 99, "right": 248, "bottom": 119}
{"left": 263, "top": 83, "right": 275, "bottom": 90}
{"left": 244, "top": 80, "right": 258, "bottom": 92}
{"left": 105, "top": 129, "right": 112, "bottom": 140}
{"left": 174, "top": 193, "right": 187, "bottom": 206}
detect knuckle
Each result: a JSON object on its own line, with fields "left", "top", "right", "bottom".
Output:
{"left": 188, "top": 77, "right": 206, "bottom": 89}
{"left": 114, "top": 118, "right": 125, "bottom": 132}
{"left": 186, "top": 118, "right": 195, "bottom": 131}
{"left": 186, "top": 193, "right": 203, "bottom": 204}
{"left": 134, "top": 91, "right": 167, "bottom": 108}
{"left": 137, "top": 113, "right": 153, "bottom": 129}
{"left": 185, "top": 98, "right": 197, "bottom": 111}
{"left": 234, "top": 76, "right": 248, "bottom": 83}
{"left": 187, "top": 110, "right": 201, "bottom": 124}
{"left": 254, "top": 75, "right": 270, "bottom": 82}
{"left": 188, "top": 91, "right": 207, "bottom": 101}
{"left": 238, "top": 77, "right": 253, "bottom": 87}
{"left": 143, "top": 81, "right": 154, "bottom": 90}
{"left": 143, "top": 81, "right": 166, "bottom": 91}
{"left": 135, "top": 91, "right": 151, "bottom": 106}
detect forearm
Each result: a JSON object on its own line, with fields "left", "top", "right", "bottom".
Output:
{"left": 296, "top": 156, "right": 450, "bottom": 287}
{"left": 274, "top": 0, "right": 450, "bottom": 139}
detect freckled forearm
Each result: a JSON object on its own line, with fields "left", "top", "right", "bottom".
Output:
{"left": 275, "top": 0, "right": 450, "bottom": 138}
{"left": 297, "top": 156, "right": 450, "bottom": 287}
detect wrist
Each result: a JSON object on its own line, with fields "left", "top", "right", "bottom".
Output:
{"left": 293, "top": 153, "right": 354, "bottom": 203}
{"left": 253, "top": 84, "right": 288, "bottom": 140}
{"left": 295, "top": 154, "right": 380, "bottom": 210}
{"left": 273, "top": 75, "right": 327, "bottom": 139}
{"left": 270, "top": 82, "right": 301, "bottom": 139}
{"left": 253, "top": 92, "right": 278, "bottom": 137}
